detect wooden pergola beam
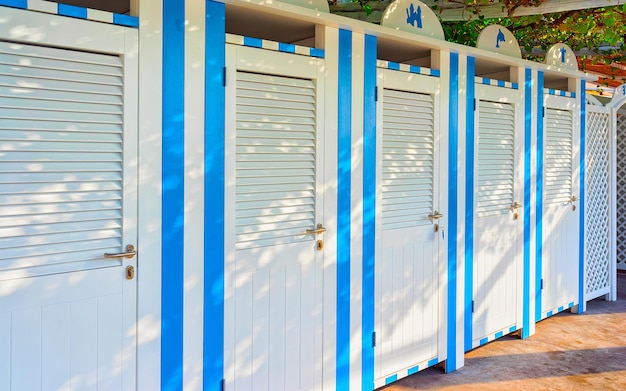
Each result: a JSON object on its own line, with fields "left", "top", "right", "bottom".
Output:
{"left": 435, "top": 0, "right": 625, "bottom": 22}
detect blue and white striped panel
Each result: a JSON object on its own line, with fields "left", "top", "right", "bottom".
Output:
{"left": 374, "top": 357, "right": 440, "bottom": 388}
{"left": 376, "top": 60, "right": 441, "bottom": 77}
{"left": 540, "top": 301, "right": 575, "bottom": 321}
{"left": 545, "top": 88, "right": 576, "bottom": 98}
{"left": 475, "top": 76, "right": 519, "bottom": 89}
{"left": 475, "top": 325, "right": 519, "bottom": 348}
{"left": 0, "top": 0, "right": 138, "bottom": 27}
{"left": 225, "top": 34, "right": 325, "bottom": 58}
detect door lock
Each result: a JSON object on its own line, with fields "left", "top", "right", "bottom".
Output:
{"left": 126, "top": 265, "right": 135, "bottom": 280}
{"left": 317, "top": 239, "right": 324, "bottom": 251}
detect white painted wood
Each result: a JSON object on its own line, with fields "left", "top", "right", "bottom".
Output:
{"left": 375, "top": 69, "right": 445, "bottom": 380}
{"left": 542, "top": 95, "right": 579, "bottom": 314}
{"left": 136, "top": 1, "right": 162, "bottom": 389}
{"left": 12, "top": 308, "right": 42, "bottom": 390}
{"left": 42, "top": 303, "right": 71, "bottom": 391}
{"left": 183, "top": 1, "right": 206, "bottom": 389}
{"left": 0, "top": 312, "right": 10, "bottom": 390}
{"left": 224, "top": 44, "right": 325, "bottom": 391}
{"left": 436, "top": 0, "right": 619, "bottom": 21}
{"left": 317, "top": 25, "right": 339, "bottom": 391}
{"left": 0, "top": 17, "right": 138, "bottom": 391}
{"left": 350, "top": 33, "right": 365, "bottom": 391}
{"left": 473, "top": 84, "right": 524, "bottom": 345}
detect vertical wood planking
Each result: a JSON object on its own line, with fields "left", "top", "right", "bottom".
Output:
{"left": 234, "top": 272, "right": 253, "bottom": 391}
{"left": 12, "top": 308, "right": 42, "bottom": 390}
{"left": 0, "top": 312, "right": 10, "bottom": 390}
{"left": 70, "top": 299, "right": 98, "bottom": 390}
{"left": 268, "top": 265, "right": 286, "bottom": 391}
{"left": 285, "top": 263, "right": 302, "bottom": 390}
{"left": 251, "top": 269, "right": 270, "bottom": 391}
{"left": 42, "top": 303, "right": 70, "bottom": 391}
{"left": 98, "top": 295, "right": 123, "bottom": 390}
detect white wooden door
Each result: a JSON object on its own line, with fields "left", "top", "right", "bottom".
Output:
{"left": 541, "top": 96, "right": 579, "bottom": 315}
{"left": 224, "top": 45, "right": 326, "bottom": 391}
{"left": 0, "top": 38, "right": 137, "bottom": 390}
{"left": 375, "top": 69, "right": 446, "bottom": 381}
{"left": 472, "top": 85, "right": 523, "bottom": 346}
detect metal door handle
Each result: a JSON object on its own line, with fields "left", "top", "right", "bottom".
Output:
{"left": 510, "top": 202, "right": 522, "bottom": 211}
{"left": 428, "top": 211, "right": 443, "bottom": 221}
{"left": 570, "top": 195, "right": 579, "bottom": 203}
{"left": 305, "top": 224, "right": 327, "bottom": 235}
{"left": 104, "top": 244, "right": 137, "bottom": 259}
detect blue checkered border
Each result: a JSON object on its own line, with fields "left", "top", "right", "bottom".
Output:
{"left": 0, "top": 0, "right": 138, "bottom": 27}
{"left": 226, "top": 34, "right": 324, "bottom": 58}
{"left": 475, "top": 76, "right": 518, "bottom": 89}
{"left": 544, "top": 88, "right": 576, "bottom": 98}
{"left": 374, "top": 356, "right": 440, "bottom": 388}
{"left": 377, "top": 60, "right": 440, "bottom": 77}
{"left": 540, "top": 301, "right": 575, "bottom": 321}
{"left": 473, "top": 324, "right": 519, "bottom": 349}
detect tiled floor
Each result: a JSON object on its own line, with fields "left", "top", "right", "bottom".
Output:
{"left": 383, "top": 273, "right": 626, "bottom": 391}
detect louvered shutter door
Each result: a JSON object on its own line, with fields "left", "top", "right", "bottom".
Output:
{"left": 0, "top": 42, "right": 124, "bottom": 273}
{"left": 235, "top": 71, "right": 316, "bottom": 249}
{"left": 476, "top": 100, "right": 515, "bottom": 217}
{"left": 545, "top": 108, "right": 573, "bottom": 204}
{"left": 381, "top": 89, "right": 434, "bottom": 230}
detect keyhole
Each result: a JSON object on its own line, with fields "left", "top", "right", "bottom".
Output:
{"left": 572, "top": 204, "right": 576, "bottom": 212}
{"left": 514, "top": 212, "right": 519, "bottom": 220}
{"left": 126, "top": 265, "right": 135, "bottom": 280}
{"left": 434, "top": 224, "right": 439, "bottom": 233}
{"left": 317, "top": 240, "right": 324, "bottom": 251}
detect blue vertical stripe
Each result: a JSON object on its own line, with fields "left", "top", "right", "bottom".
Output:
{"left": 447, "top": 52, "right": 459, "bottom": 371}
{"left": 204, "top": 2, "right": 225, "bottom": 390}
{"left": 464, "top": 56, "right": 475, "bottom": 352}
{"left": 535, "top": 71, "right": 545, "bottom": 322}
{"left": 522, "top": 68, "right": 532, "bottom": 338}
{"left": 337, "top": 28, "right": 352, "bottom": 391}
{"left": 578, "top": 80, "right": 586, "bottom": 314}
{"left": 162, "top": 0, "right": 185, "bottom": 389}
{"left": 362, "top": 34, "right": 377, "bottom": 391}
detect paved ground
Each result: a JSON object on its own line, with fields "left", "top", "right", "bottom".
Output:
{"left": 383, "top": 273, "right": 626, "bottom": 391}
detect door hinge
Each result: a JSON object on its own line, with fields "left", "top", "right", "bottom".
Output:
{"left": 473, "top": 98, "right": 477, "bottom": 111}
{"left": 223, "top": 67, "right": 227, "bottom": 87}
{"left": 372, "top": 331, "right": 377, "bottom": 348}
{"left": 542, "top": 107, "right": 545, "bottom": 118}
{"left": 375, "top": 86, "right": 378, "bottom": 102}
{"left": 472, "top": 300, "right": 475, "bottom": 313}
{"left": 541, "top": 278, "right": 544, "bottom": 290}
{"left": 221, "top": 379, "right": 225, "bottom": 391}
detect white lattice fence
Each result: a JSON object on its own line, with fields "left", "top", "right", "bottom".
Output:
{"left": 585, "top": 102, "right": 612, "bottom": 301}
{"left": 617, "top": 113, "right": 626, "bottom": 271}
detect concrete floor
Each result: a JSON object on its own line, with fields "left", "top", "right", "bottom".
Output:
{"left": 383, "top": 273, "right": 626, "bottom": 391}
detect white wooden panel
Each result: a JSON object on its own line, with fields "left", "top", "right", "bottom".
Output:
{"left": 42, "top": 303, "right": 71, "bottom": 391}
{"left": 476, "top": 100, "right": 515, "bottom": 217}
{"left": 235, "top": 71, "right": 316, "bottom": 250}
{"left": 0, "top": 23, "right": 138, "bottom": 390}
{"left": 545, "top": 108, "right": 573, "bottom": 205}
{"left": 472, "top": 84, "right": 523, "bottom": 346}
{"left": 0, "top": 312, "right": 9, "bottom": 390}
{"left": 225, "top": 44, "right": 324, "bottom": 391}
{"left": 70, "top": 299, "right": 98, "bottom": 390}
{"left": 375, "top": 69, "right": 442, "bottom": 382}
{"left": 0, "top": 41, "right": 124, "bottom": 278}
{"left": 381, "top": 88, "right": 435, "bottom": 229}
{"left": 12, "top": 308, "right": 42, "bottom": 390}
{"left": 541, "top": 95, "right": 579, "bottom": 314}
{"left": 98, "top": 295, "right": 123, "bottom": 390}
